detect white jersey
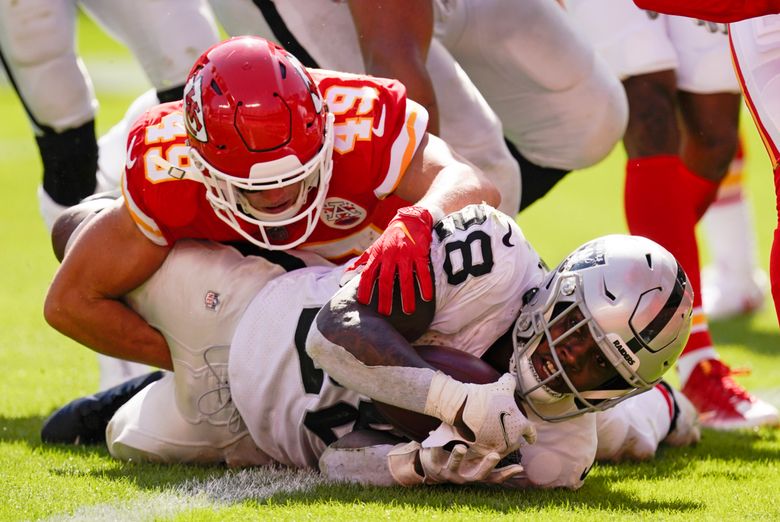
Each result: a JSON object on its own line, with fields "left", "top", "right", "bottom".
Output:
{"left": 109, "top": 204, "right": 669, "bottom": 487}
{"left": 521, "top": 410, "right": 597, "bottom": 489}
{"left": 229, "top": 264, "right": 358, "bottom": 468}
{"left": 418, "top": 204, "right": 545, "bottom": 356}
{"left": 230, "top": 204, "right": 587, "bottom": 486}
{"left": 108, "top": 240, "right": 333, "bottom": 466}
{"left": 568, "top": 1, "right": 739, "bottom": 94}
{"left": 596, "top": 388, "right": 672, "bottom": 461}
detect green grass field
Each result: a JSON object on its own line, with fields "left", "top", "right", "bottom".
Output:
{"left": 1, "top": 12, "right": 779, "bottom": 522}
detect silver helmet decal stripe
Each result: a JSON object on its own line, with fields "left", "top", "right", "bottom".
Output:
{"left": 626, "top": 262, "right": 688, "bottom": 354}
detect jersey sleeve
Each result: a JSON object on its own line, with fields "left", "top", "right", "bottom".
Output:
{"left": 595, "top": 385, "right": 673, "bottom": 462}
{"left": 121, "top": 102, "right": 204, "bottom": 246}
{"left": 633, "top": 0, "right": 780, "bottom": 22}
{"left": 515, "top": 413, "right": 597, "bottom": 489}
{"left": 313, "top": 70, "right": 429, "bottom": 199}
{"left": 420, "top": 204, "right": 546, "bottom": 358}
{"left": 372, "top": 98, "right": 428, "bottom": 199}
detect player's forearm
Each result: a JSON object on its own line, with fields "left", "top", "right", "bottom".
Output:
{"left": 307, "top": 324, "right": 437, "bottom": 413}
{"left": 417, "top": 162, "right": 501, "bottom": 220}
{"left": 306, "top": 283, "right": 437, "bottom": 413}
{"left": 633, "top": 0, "right": 780, "bottom": 22}
{"left": 404, "top": 133, "right": 501, "bottom": 217}
{"left": 396, "top": 133, "right": 500, "bottom": 218}
{"left": 44, "top": 291, "right": 172, "bottom": 370}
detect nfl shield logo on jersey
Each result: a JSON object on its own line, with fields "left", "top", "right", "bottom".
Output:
{"left": 204, "top": 291, "right": 220, "bottom": 311}
{"left": 320, "top": 197, "right": 367, "bottom": 229}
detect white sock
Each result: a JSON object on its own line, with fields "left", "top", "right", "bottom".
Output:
{"left": 37, "top": 185, "right": 68, "bottom": 233}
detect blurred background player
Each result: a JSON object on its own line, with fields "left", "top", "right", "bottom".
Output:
{"left": 631, "top": 4, "right": 780, "bottom": 355}
{"left": 0, "top": 0, "right": 221, "bottom": 390}
{"left": 566, "top": 2, "right": 779, "bottom": 429}
{"left": 701, "top": 136, "right": 769, "bottom": 320}
{"left": 0, "top": 0, "right": 221, "bottom": 229}
{"left": 206, "top": 0, "right": 628, "bottom": 213}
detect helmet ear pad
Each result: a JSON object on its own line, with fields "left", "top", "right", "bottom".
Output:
{"left": 183, "top": 36, "right": 333, "bottom": 250}
{"left": 513, "top": 234, "right": 694, "bottom": 422}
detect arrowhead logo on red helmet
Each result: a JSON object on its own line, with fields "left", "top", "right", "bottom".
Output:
{"left": 183, "top": 74, "right": 208, "bottom": 143}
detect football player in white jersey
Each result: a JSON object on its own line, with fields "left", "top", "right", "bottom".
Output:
{"left": 308, "top": 205, "right": 695, "bottom": 486}
{"left": 43, "top": 201, "right": 697, "bottom": 488}
{"left": 566, "top": 2, "right": 779, "bottom": 430}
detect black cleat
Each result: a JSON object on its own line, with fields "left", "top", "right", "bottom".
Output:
{"left": 41, "top": 370, "right": 165, "bottom": 445}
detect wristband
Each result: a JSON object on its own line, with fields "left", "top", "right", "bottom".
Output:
{"left": 424, "top": 371, "right": 468, "bottom": 425}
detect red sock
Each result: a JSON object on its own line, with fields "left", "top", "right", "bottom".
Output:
{"left": 624, "top": 156, "right": 719, "bottom": 356}
{"left": 682, "top": 162, "right": 721, "bottom": 221}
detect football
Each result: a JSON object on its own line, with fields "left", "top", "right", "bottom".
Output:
{"left": 373, "top": 345, "right": 501, "bottom": 442}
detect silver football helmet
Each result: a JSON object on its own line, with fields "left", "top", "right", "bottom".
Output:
{"left": 512, "top": 234, "right": 694, "bottom": 421}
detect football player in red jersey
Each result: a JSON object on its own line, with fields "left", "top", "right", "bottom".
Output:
{"left": 44, "top": 36, "right": 499, "bottom": 373}
{"left": 638, "top": 0, "right": 780, "bottom": 337}
{"left": 623, "top": 2, "right": 780, "bottom": 429}
{"left": 206, "top": 0, "right": 628, "bottom": 213}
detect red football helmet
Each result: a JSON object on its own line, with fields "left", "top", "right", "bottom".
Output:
{"left": 183, "top": 36, "right": 334, "bottom": 249}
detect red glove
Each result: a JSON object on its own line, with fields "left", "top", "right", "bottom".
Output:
{"left": 352, "top": 206, "right": 435, "bottom": 315}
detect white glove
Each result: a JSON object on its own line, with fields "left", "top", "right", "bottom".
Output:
{"left": 664, "top": 386, "right": 701, "bottom": 447}
{"left": 386, "top": 439, "right": 524, "bottom": 486}
{"left": 387, "top": 441, "right": 425, "bottom": 486}
{"left": 459, "top": 374, "right": 537, "bottom": 457}
{"left": 425, "top": 373, "right": 536, "bottom": 457}
{"left": 419, "top": 444, "right": 524, "bottom": 485}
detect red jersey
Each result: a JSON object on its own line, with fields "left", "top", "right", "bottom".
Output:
{"left": 633, "top": 0, "right": 780, "bottom": 22}
{"left": 122, "top": 69, "right": 428, "bottom": 263}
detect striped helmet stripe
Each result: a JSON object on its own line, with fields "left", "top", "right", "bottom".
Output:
{"left": 626, "top": 262, "right": 688, "bottom": 354}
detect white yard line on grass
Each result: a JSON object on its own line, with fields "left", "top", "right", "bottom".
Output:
{"left": 42, "top": 467, "right": 327, "bottom": 521}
